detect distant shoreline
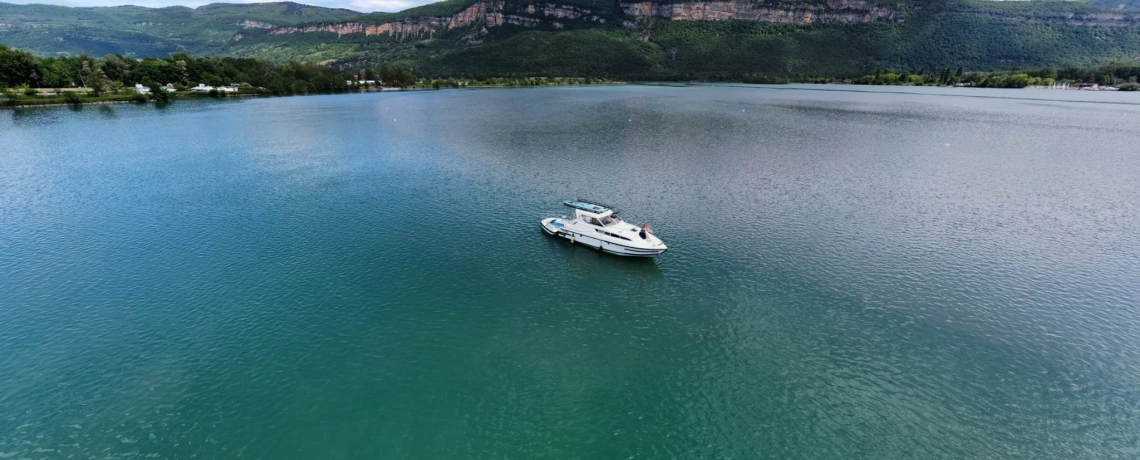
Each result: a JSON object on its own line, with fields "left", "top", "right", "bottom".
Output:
{"left": 1, "top": 89, "right": 362, "bottom": 110}
{"left": 9, "top": 80, "right": 1138, "bottom": 111}
{"left": 1, "top": 82, "right": 627, "bottom": 110}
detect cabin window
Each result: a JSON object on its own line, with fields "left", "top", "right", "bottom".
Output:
{"left": 596, "top": 230, "right": 631, "bottom": 241}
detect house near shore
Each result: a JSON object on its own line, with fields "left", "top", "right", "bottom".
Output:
{"left": 192, "top": 83, "right": 239, "bottom": 92}
{"left": 137, "top": 83, "right": 178, "bottom": 93}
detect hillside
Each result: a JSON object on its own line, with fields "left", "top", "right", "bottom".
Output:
{"left": 227, "top": 0, "right": 1140, "bottom": 77}
{"left": 0, "top": 2, "right": 360, "bottom": 56}
{"left": 3, "top": 0, "right": 1140, "bottom": 77}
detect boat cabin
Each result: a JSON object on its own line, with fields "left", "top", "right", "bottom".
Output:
{"left": 564, "top": 200, "right": 622, "bottom": 227}
{"left": 576, "top": 210, "right": 617, "bottom": 226}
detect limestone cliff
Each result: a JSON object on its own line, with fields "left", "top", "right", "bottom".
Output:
{"left": 966, "top": 10, "right": 1140, "bottom": 27}
{"left": 258, "top": 1, "right": 608, "bottom": 41}
{"left": 620, "top": 0, "right": 899, "bottom": 24}
{"left": 251, "top": 0, "right": 900, "bottom": 42}
{"left": 248, "top": 0, "right": 1140, "bottom": 43}
{"left": 238, "top": 20, "right": 277, "bottom": 29}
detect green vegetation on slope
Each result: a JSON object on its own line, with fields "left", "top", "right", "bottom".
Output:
{"left": 397, "top": 15, "right": 1140, "bottom": 79}
{"left": 0, "top": 1, "right": 360, "bottom": 57}
{"left": 355, "top": 0, "right": 473, "bottom": 24}
{"left": 417, "top": 28, "right": 663, "bottom": 77}
{"left": 1089, "top": 0, "right": 1140, "bottom": 10}
{"left": 215, "top": 0, "right": 1140, "bottom": 80}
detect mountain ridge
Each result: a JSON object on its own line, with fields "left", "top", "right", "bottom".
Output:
{"left": 3, "top": 0, "right": 1140, "bottom": 78}
{"left": 0, "top": 1, "right": 362, "bottom": 56}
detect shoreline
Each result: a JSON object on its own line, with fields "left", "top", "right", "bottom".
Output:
{"left": 1, "top": 82, "right": 627, "bottom": 110}
{"left": 0, "top": 88, "right": 386, "bottom": 110}
{"left": 8, "top": 80, "right": 1134, "bottom": 111}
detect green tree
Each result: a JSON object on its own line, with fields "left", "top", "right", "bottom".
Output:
{"left": 1008, "top": 73, "right": 1030, "bottom": 88}
{"left": 39, "top": 58, "right": 75, "bottom": 88}
{"left": 81, "top": 59, "right": 111, "bottom": 95}
{"left": 148, "top": 82, "right": 172, "bottom": 103}
{"left": 0, "top": 44, "right": 40, "bottom": 87}
{"left": 176, "top": 60, "right": 190, "bottom": 85}
{"left": 380, "top": 65, "right": 415, "bottom": 87}
{"left": 101, "top": 54, "right": 131, "bottom": 83}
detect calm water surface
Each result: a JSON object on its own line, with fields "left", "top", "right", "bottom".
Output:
{"left": 2, "top": 85, "right": 1139, "bottom": 459}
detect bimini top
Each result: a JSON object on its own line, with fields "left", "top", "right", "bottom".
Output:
{"left": 563, "top": 200, "right": 613, "bottom": 214}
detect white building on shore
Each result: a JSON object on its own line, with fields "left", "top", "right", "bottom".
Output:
{"left": 191, "top": 83, "right": 240, "bottom": 92}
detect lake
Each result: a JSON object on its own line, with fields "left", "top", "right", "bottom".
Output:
{"left": 2, "top": 84, "right": 1138, "bottom": 459}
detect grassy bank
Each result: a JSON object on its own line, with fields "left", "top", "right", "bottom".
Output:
{"left": 2, "top": 91, "right": 145, "bottom": 108}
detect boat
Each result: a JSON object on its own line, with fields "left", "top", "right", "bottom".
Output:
{"left": 541, "top": 200, "right": 667, "bottom": 257}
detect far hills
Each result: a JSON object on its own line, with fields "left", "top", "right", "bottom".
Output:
{"left": 3, "top": 0, "right": 1140, "bottom": 78}
{"left": 0, "top": 2, "right": 359, "bottom": 56}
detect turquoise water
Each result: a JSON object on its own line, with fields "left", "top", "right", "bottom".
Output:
{"left": 2, "top": 85, "right": 1139, "bottom": 459}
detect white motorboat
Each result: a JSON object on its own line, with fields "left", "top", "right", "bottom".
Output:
{"left": 541, "top": 200, "right": 667, "bottom": 257}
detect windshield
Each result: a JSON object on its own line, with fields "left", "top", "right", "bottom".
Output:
{"left": 600, "top": 216, "right": 618, "bottom": 226}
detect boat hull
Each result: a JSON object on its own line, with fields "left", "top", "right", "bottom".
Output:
{"left": 541, "top": 218, "right": 666, "bottom": 257}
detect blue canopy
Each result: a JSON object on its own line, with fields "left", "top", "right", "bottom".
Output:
{"left": 563, "top": 200, "right": 611, "bottom": 213}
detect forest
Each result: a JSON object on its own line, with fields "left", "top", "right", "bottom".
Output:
{"left": 0, "top": 44, "right": 420, "bottom": 105}
{"left": 849, "top": 65, "right": 1140, "bottom": 89}
{"left": 0, "top": 43, "right": 620, "bottom": 106}
{"left": 0, "top": 44, "right": 373, "bottom": 92}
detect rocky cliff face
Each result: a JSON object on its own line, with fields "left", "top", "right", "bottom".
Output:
{"left": 258, "top": 1, "right": 609, "bottom": 41}
{"left": 620, "top": 0, "right": 899, "bottom": 24}
{"left": 969, "top": 10, "right": 1140, "bottom": 27}
{"left": 238, "top": 19, "right": 277, "bottom": 29}
{"left": 266, "top": 19, "right": 441, "bottom": 40}
{"left": 254, "top": 0, "right": 894, "bottom": 42}
{"left": 257, "top": 1, "right": 908, "bottom": 42}
{"left": 248, "top": 0, "right": 1140, "bottom": 43}
{"left": 524, "top": 3, "right": 608, "bottom": 22}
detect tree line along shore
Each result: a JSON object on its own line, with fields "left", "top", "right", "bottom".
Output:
{"left": 842, "top": 66, "right": 1140, "bottom": 90}
{"left": 0, "top": 44, "right": 620, "bottom": 107}
{"left": 3, "top": 43, "right": 1138, "bottom": 108}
